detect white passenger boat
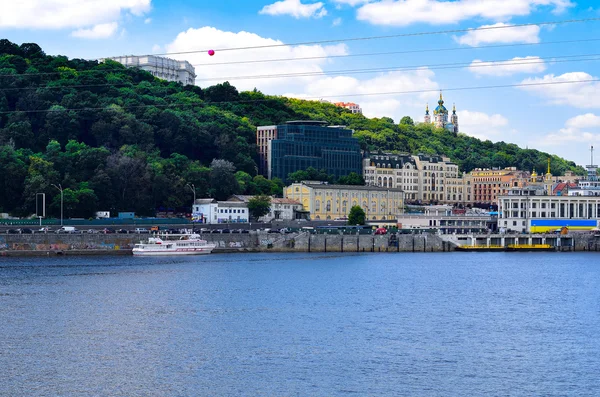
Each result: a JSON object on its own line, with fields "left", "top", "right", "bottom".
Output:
{"left": 132, "top": 234, "right": 216, "bottom": 256}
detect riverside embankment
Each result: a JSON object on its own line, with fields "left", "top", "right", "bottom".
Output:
{"left": 1, "top": 232, "right": 599, "bottom": 256}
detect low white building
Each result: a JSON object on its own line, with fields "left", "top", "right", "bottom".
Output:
{"left": 228, "top": 196, "right": 305, "bottom": 222}
{"left": 101, "top": 55, "right": 196, "bottom": 86}
{"left": 193, "top": 199, "right": 249, "bottom": 224}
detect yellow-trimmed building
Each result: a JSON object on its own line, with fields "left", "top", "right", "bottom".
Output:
{"left": 284, "top": 182, "right": 404, "bottom": 221}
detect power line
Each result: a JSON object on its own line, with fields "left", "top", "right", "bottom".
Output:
{"left": 2, "top": 52, "right": 600, "bottom": 92}
{"left": 144, "top": 17, "right": 600, "bottom": 57}
{"left": 193, "top": 53, "right": 600, "bottom": 82}
{"left": 3, "top": 37, "right": 600, "bottom": 80}
{"left": 192, "top": 38, "right": 600, "bottom": 67}
{"left": 1, "top": 78, "right": 597, "bottom": 115}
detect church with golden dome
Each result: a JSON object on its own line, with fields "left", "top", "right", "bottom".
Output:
{"left": 424, "top": 91, "right": 459, "bottom": 133}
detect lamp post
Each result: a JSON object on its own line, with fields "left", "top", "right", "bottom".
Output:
{"left": 51, "top": 184, "right": 63, "bottom": 226}
{"left": 186, "top": 183, "right": 196, "bottom": 222}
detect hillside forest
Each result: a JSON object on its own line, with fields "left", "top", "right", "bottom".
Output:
{"left": 0, "top": 39, "right": 583, "bottom": 218}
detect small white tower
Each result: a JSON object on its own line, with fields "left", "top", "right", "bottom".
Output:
{"left": 451, "top": 103, "right": 459, "bottom": 133}
{"left": 424, "top": 103, "right": 431, "bottom": 124}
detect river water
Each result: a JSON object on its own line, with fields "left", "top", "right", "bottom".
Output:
{"left": 1, "top": 252, "right": 599, "bottom": 396}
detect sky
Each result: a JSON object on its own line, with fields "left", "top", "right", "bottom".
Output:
{"left": 2, "top": 0, "right": 600, "bottom": 166}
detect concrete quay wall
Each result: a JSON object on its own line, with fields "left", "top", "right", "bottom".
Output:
{"left": 1, "top": 232, "right": 598, "bottom": 256}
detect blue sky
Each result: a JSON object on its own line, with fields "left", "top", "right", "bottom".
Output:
{"left": 2, "top": 0, "right": 600, "bottom": 166}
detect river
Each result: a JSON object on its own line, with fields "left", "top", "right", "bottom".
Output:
{"left": 1, "top": 252, "right": 599, "bottom": 396}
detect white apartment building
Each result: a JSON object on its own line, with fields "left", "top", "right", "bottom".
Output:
{"left": 101, "top": 55, "right": 196, "bottom": 85}
{"left": 192, "top": 199, "right": 249, "bottom": 224}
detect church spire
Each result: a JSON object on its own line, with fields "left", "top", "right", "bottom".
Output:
{"left": 425, "top": 103, "right": 429, "bottom": 114}
{"left": 453, "top": 103, "right": 456, "bottom": 114}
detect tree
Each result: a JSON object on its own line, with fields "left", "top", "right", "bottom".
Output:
{"left": 348, "top": 205, "right": 366, "bottom": 225}
{"left": 247, "top": 195, "right": 271, "bottom": 221}
{"left": 400, "top": 116, "right": 414, "bottom": 126}
{"left": 210, "top": 159, "right": 240, "bottom": 200}
{"left": 337, "top": 172, "right": 365, "bottom": 185}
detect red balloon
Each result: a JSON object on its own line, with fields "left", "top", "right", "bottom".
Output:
{"left": 208, "top": 49, "right": 215, "bottom": 56}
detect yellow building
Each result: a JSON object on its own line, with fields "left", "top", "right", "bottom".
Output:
{"left": 284, "top": 182, "right": 404, "bottom": 221}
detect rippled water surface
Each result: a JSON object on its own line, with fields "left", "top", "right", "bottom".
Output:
{"left": 1, "top": 252, "right": 600, "bottom": 396}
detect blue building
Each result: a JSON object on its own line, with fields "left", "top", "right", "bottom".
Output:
{"left": 264, "top": 121, "right": 362, "bottom": 182}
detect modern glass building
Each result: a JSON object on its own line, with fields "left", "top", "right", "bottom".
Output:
{"left": 268, "top": 121, "right": 362, "bottom": 181}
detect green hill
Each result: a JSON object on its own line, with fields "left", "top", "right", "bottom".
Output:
{"left": 0, "top": 39, "right": 582, "bottom": 217}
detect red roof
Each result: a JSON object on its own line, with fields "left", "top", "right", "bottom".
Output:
{"left": 553, "top": 182, "right": 577, "bottom": 195}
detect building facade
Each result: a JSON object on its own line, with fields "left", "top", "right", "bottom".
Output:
{"left": 424, "top": 92, "right": 458, "bottom": 133}
{"left": 363, "top": 153, "right": 466, "bottom": 204}
{"left": 284, "top": 182, "right": 404, "bottom": 221}
{"left": 101, "top": 55, "right": 196, "bottom": 85}
{"left": 257, "top": 126, "right": 278, "bottom": 177}
{"left": 467, "top": 167, "right": 529, "bottom": 204}
{"left": 229, "top": 195, "right": 305, "bottom": 222}
{"left": 192, "top": 199, "right": 249, "bottom": 224}
{"left": 498, "top": 195, "right": 600, "bottom": 233}
{"left": 263, "top": 121, "right": 362, "bottom": 181}
{"left": 334, "top": 102, "right": 362, "bottom": 114}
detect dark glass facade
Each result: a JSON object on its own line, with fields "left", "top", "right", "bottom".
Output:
{"left": 269, "top": 122, "right": 362, "bottom": 182}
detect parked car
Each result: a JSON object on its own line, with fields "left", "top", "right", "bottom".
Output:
{"left": 231, "top": 229, "right": 241, "bottom": 233}
{"left": 134, "top": 228, "right": 149, "bottom": 234}
{"left": 117, "top": 229, "right": 129, "bottom": 234}
{"left": 102, "top": 228, "right": 115, "bottom": 234}
{"left": 240, "top": 229, "right": 250, "bottom": 234}
{"left": 221, "top": 229, "right": 231, "bottom": 234}
{"left": 56, "top": 226, "right": 77, "bottom": 234}
{"left": 374, "top": 227, "right": 387, "bottom": 235}
{"left": 38, "top": 227, "right": 51, "bottom": 233}
{"left": 7, "top": 229, "right": 20, "bottom": 234}
{"left": 21, "top": 228, "right": 33, "bottom": 234}
{"left": 87, "top": 229, "right": 99, "bottom": 234}
{"left": 211, "top": 229, "right": 221, "bottom": 234}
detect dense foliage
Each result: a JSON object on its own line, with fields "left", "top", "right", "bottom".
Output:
{"left": 0, "top": 40, "right": 582, "bottom": 217}
{"left": 348, "top": 205, "right": 366, "bottom": 226}
{"left": 247, "top": 195, "right": 271, "bottom": 221}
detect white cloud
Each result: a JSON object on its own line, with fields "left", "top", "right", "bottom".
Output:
{"left": 0, "top": 0, "right": 151, "bottom": 29}
{"left": 519, "top": 72, "right": 600, "bottom": 109}
{"left": 151, "top": 44, "right": 162, "bottom": 53}
{"left": 356, "top": 0, "right": 573, "bottom": 26}
{"left": 459, "top": 110, "right": 511, "bottom": 140}
{"left": 165, "top": 27, "right": 347, "bottom": 94}
{"left": 455, "top": 23, "right": 540, "bottom": 46}
{"left": 539, "top": 114, "right": 600, "bottom": 155}
{"left": 144, "top": 18, "right": 152, "bottom": 24}
{"left": 469, "top": 56, "right": 546, "bottom": 77}
{"left": 331, "top": 0, "right": 372, "bottom": 6}
{"left": 565, "top": 113, "right": 600, "bottom": 130}
{"left": 332, "top": 17, "right": 342, "bottom": 26}
{"left": 284, "top": 69, "right": 440, "bottom": 119}
{"left": 166, "top": 27, "right": 440, "bottom": 121}
{"left": 259, "top": 0, "right": 327, "bottom": 18}
{"left": 71, "top": 22, "right": 119, "bottom": 39}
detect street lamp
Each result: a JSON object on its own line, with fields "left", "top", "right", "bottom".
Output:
{"left": 186, "top": 183, "right": 196, "bottom": 204}
{"left": 186, "top": 183, "right": 196, "bottom": 221}
{"left": 51, "top": 184, "right": 63, "bottom": 226}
